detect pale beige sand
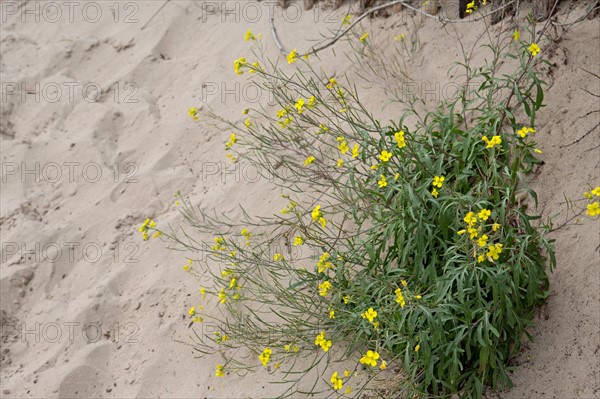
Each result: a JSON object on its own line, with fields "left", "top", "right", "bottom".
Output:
{"left": 1, "top": 0, "right": 598, "bottom": 398}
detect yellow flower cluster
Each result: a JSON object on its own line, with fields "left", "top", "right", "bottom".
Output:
{"left": 138, "top": 218, "right": 160, "bottom": 241}
{"left": 517, "top": 126, "right": 536, "bottom": 138}
{"left": 378, "top": 174, "right": 387, "bottom": 188}
{"left": 241, "top": 228, "right": 252, "bottom": 246}
{"left": 287, "top": 49, "right": 298, "bottom": 64}
{"left": 317, "top": 252, "right": 333, "bottom": 273}
{"left": 318, "top": 280, "right": 332, "bottom": 297}
{"left": 361, "top": 307, "right": 378, "bottom": 328}
{"left": 234, "top": 57, "right": 246, "bottom": 75}
{"left": 395, "top": 287, "right": 406, "bottom": 307}
{"left": 482, "top": 135, "right": 502, "bottom": 149}
{"left": 188, "top": 107, "right": 198, "bottom": 121}
{"left": 244, "top": 29, "right": 261, "bottom": 42}
{"left": 225, "top": 132, "right": 237, "bottom": 149}
{"left": 584, "top": 187, "right": 600, "bottom": 217}
{"left": 212, "top": 236, "right": 226, "bottom": 251}
{"left": 458, "top": 209, "right": 504, "bottom": 263}
{"left": 315, "top": 331, "right": 332, "bottom": 352}
{"left": 359, "top": 350, "right": 380, "bottom": 367}
{"left": 330, "top": 371, "right": 343, "bottom": 390}
{"left": 274, "top": 253, "right": 284, "bottom": 261}
{"left": 311, "top": 205, "right": 327, "bottom": 228}
{"left": 432, "top": 175, "right": 445, "bottom": 198}
{"left": 259, "top": 347, "right": 272, "bottom": 366}
{"left": 277, "top": 107, "right": 293, "bottom": 128}
{"left": 215, "top": 364, "right": 224, "bottom": 377}
{"left": 284, "top": 343, "right": 299, "bottom": 352}
{"left": 395, "top": 131, "right": 406, "bottom": 148}
{"left": 293, "top": 236, "right": 304, "bottom": 246}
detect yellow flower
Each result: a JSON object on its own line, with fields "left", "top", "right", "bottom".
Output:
{"left": 294, "top": 98, "right": 305, "bottom": 114}
{"left": 486, "top": 243, "right": 503, "bottom": 261}
{"left": 218, "top": 288, "right": 227, "bottom": 304}
{"left": 200, "top": 287, "right": 206, "bottom": 299}
{"left": 342, "top": 15, "right": 351, "bottom": 25}
{"left": 478, "top": 209, "right": 491, "bottom": 221}
{"left": 189, "top": 306, "right": 196, "bottom": 316}
{"left": 259, "top": 348, "right": 272, "bottom": 366}
{"left": 234, "top": 57, "right": 246, "bottom": 75}
{"left": 352, "top": 144, "right": 359, "bottom": 158}
{"left": 307, "top": 96, "right": 316, "bottom": 108}
{"left": 188, "top": 107, "right": 199, "bottom": 121}
{"left": 431, "top": 188, "right": 439, "bottom": 198}
{"left": 326, "top": 78, "right": 337, "bottom": 90}
{"left": 151, "top": 231, "right": 161, "bottom": 239}
{"left": 287, "top": 49, "right": 298, "bottom": 64}
{"left": 492, "top": 223, "right": 501, "bottom": 232}
{"left": 468, "top": 227, "right": 478, "bottom": 239}
{"left": 457, "top": 229, "right": 466, "bottom": 235}
{"left": 346, "top": 387, "right": 352, "bottom": 395}
{"left": 274, "top": 253, "right": 283, "bottom": 261}
{"left": 229, "top": 277, "right": 237, "bottom": 289}
{"left": 293, "top": 236, "right": 304, "bottom": 246}
{"left": 513, "top": 29, "right": 520, "bottom": 41}
{"left": 244, "top": 29, "right": 255, "bottom": 41}
{"left": 359, "top": 32, "right": 369, "bottom": 43}
{"left": 528, "top": 42, "right": 541, "bottom": 57}
{"left": 318, "top": 123, "right": 329, "bottom": 134}
{"left": 394, "top": 131, "right": 406, "bottom": 148}
{"left": 317, "top": 252, "right": 333, "bottom": 273}
{"left": 361, "top": 307, "right": 378, "bottom": 323}
{"left": 534, "top": 148, "right": 543, "bottom": 154}
{"left": 517, "top": 126, "right": 536, "bottom": 138}
{"left": 395, "top": 287, "right": 406, "bottom": 308}
{"left": 304, "top": 155, "right": 316, "bottom": 166}
{"left": 415, "top": 344, "right": 420, "bottom": 352}
{"left": 432, "top": 175, "right": 445, "bottom": 188}
{"left": 379, "top": 150, "right": 393, "bottom": 162}
{"left": 338, "top": 138, "right": 349, "bottom": 154}
{"left": 329, "top": 309, "right": 335, "bottom": 319}
{"left": 482, "top": 135, "right": 502, "bottom": 149}
{"left": 394, "top": 33, "right": 405, "bottom": 41}
{"left": 464, "top": 212, "right": 477, "bottom": 226}
{"left": 337, "top": 159, "right": 344, "bottom": 167}
{"left": 378, "top": 174, "right": 387, "bottom": 188}
{"left": 359, "top": 350, "right": 380, "bottom": 367}
{"left": 315, "top": 331, "right": 332, "bottom": 352}
{"left": 591, "top": 187, "right": 600, "bottom": 197}
{"left": 342, "top": 295, "right": 350, "bottom": 304}
{"left": 587, "top": 201, "right": 600, "bottom": 217}
{"left": 477, "top": 254, "right": 485, "bottom": 263}
{"left": 244, "top": 118, "right": 252, "bottom": 128}
{"left": 330, "top": 372, "right": 343, "bottom": 390}
{"left": 225, "top": 132, "right": 237, "bottom": 148}
{"left": 477, "top": 234, "right": 489, "bottom": 248}
{"left": 216, "top": 364, "right": 225, "bottom": 377}
{"left": 380, "top": 360, "right": 387, "bottom": 370}
{"left": 311, "top": 205, "right": 323, "bottom": 221}
{"left": 318, "top": 280, "right": 332, "bottom": 297}
{"left": 465, "top": 0, "right": 475, "bottom": 14}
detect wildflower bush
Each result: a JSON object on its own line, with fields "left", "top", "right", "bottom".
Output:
{"left": 142, "top": 22, "right": 600, "bottom": 398}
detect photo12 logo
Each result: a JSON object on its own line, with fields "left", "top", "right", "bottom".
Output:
{"left": 1, "top": 241, "right": 140, "bottom": 265}
{"left": 1, "top": 1, "right": 140, "bottom": 24}
{"left": 1, "top": 161, "right": 139, "bottom": 184}
{"left": 1, "top": 81, "right": 139, "bottom": 104}
{"left": 1, "top": 321, "right": 140, "bottom": 344}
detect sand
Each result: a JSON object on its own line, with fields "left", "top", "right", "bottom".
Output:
{"left": 1, "top": 0, "right": 598, "bottom": 398}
